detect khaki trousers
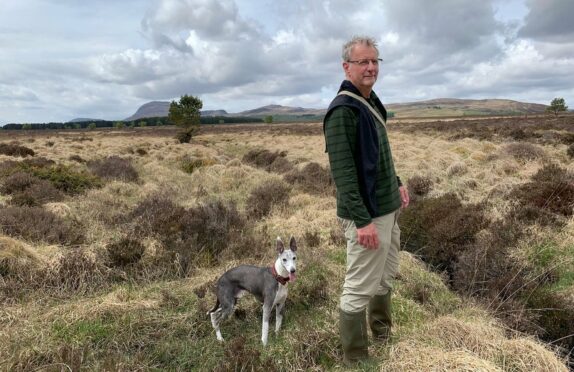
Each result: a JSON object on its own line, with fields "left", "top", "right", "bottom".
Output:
{"left": 339, "top": 210, "right": 401, "bottom": 313}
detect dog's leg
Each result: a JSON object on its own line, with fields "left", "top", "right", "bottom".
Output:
{"left": 261, "top": 303, "right": 272, "bottom": 346}
{"left": 210, "top": 308, "right": 225, "bottom": 342}
{"left": 275, "top": 301, "right": 285, "bottom": 334}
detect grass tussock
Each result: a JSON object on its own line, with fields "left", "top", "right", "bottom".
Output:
{"left": 180, "top": 154, "right": 216, "bottom": 174}
{"left": 383, "top": 316, "right": 567, "bottom": 372}
{"left": 106, "top": 237, "right": 146, "bottom": 267}
{"left": 503, "top": 142, "right": 546, "bottom": 162}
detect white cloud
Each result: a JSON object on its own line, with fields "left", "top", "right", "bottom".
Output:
{"left": 1, "top": 0, "right": 573, "bottom": 124}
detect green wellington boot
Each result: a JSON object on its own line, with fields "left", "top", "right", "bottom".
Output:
{"left": 368, "top": 292, "right": 392, "bottom": 341}
{"left": 339, "top": 308, "right": 369, "bottom": 365}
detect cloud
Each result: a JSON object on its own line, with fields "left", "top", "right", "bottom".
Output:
{"left": 519, "top": 0, "right": 574, "bottom": 42}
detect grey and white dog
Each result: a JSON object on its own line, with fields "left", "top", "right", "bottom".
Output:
{"left": 208, "top": 236, "right": 298, "bottom": 346}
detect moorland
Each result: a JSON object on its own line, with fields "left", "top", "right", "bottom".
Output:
{"left": 0, "top": 114, "right": 573, "bottom": 371}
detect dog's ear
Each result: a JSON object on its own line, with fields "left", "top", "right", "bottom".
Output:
{"left": 276, "top": 237, "right": 284, "bottom": 254}
{"left": 289, "top": 236, "right": 297, "bottom": 252}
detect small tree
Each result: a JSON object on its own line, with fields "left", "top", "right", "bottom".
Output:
{"left": 546, "top": 97, "right": 568, "bottom": 117}
{"left": 169, "top": 94, "right": 203, "bottom": 143}
{"left": 264, "top": 115, "right": 273, "bottom": 124}
{"left": 22, "top": 123, "right": 32, "bottom": 130}
{"left": 138, "top": 121, "right": 147, "bottom": 127}
{"left": 88, "top": 123, "right": 97, "bottom": 130}
{"left": 114, "top": 121, "right": 124, "bottom": 129}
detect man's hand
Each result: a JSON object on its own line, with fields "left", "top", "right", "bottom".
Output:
{"left": 357, "top": 223, "right": 379, "bottom": 250}
{"left": 399, "top": 185, "right": 410, "bottom": 209}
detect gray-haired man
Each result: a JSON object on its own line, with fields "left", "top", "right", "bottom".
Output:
{"left": 323, "top": 36, "right": 409, "bottom": 365}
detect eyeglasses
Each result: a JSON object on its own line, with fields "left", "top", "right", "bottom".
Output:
{"left": 346, "top": 58, "right": 383, "bottom": 67}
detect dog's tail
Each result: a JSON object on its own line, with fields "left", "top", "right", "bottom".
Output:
{"left": 207, "top": 299, "right": 220, "bottom": 316}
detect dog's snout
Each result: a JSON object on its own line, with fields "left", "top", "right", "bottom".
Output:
{"left": 290, "top": 269, "right": 296, "bottom": 273}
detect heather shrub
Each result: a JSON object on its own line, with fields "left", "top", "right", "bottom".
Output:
{"left": 526, "top": 289, "right": 574, "bottom": 352}
{"left": 129, "top": 194, "right": 186, "bottom": 239}
{"left": 0, "top": 143, "right": 35, "bottom": 157}
{"left": 245, "top": 178, "right": 290, "bottom": 218}
{"left": 567, "top": 143, "right": 574, "bottom": 158}
{"left": 180, "top": 155, "right": 216, "bottom": 174}
{"left": 136, "top": 148, "right": 148, "bottom": 156}
{"left": 68, "top": 154, "right": 85, "bottom": 163}
{"left": 407, "top": 175, "right": 434, "bottom": 197}
{"left": 10, "top": 182, "right": 64, "bottom": 206}
{"left": 180, "top": 200, "right": 246, "bottom": 264}
{"left": 87, "top": 156, "right": 139, "bottom": 182}
{"left": 503, "top": 142, "right": 545, "bottom": 161}
{"left": 531, "top": 163, "right": 573, "bottom": 184}
{"left": 28, "top": 164, "right": 102, "bottom": 194}
{"left": 399, "top": 193, "right": 488, "bottom": 272}
{"left": 242, "top": 149, "right": 292, "bottom": 173}
{"left": 283, "top": 162, "right": 334, "bottom": 196}
{"left": 0, "top": 206, "right": 83, "bottom": 245}
{"left": 107, "top": 237, "right": 146, "bottom": 267}
{"left": 453, "top": 221, "right": 528, "bottom": 299}
{"left": 509, "top": 172, "right": 574, "bottom": 217}
{"left": 0, "top": 172, "right": 38, "bottom": 194}
{"left": 1, "top": 172, "right": 63, "bottom": 206}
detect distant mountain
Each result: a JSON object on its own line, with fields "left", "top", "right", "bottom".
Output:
{"left": 68, "top": 118, "right": 104, "bottom": 123}
{"left": 123, "top": 101, "right": 229, "bottom": 121}
{"left": 237, "top": 104, "right": 326, "bottom": 117}
{"left": 387, "top": 98, "right": 547, "bottom": 118}
{"left": 122, "top": 98, "right": 547, "bottom": 122}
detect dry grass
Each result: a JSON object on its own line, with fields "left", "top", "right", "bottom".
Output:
{"left": 0, "top": 119, "right": 571, "bottom": 370}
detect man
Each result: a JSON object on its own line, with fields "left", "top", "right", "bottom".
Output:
{"left": 323, "top": 36, "right": 409, "bottom": 365}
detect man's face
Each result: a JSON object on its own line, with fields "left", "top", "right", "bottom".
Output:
{"left": 342, "top": 44, "right": 379, "bottom": 94}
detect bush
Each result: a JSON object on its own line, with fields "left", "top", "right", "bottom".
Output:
{"left": 567, "top": 144, "right": 574, "bottom": 158}
{"left": 0, "top": 143, "right": 35, "bottom": 157}
{"left": 509, "top": 167, "right": 574, "bottom": 217}
{"left": 68, "top": 155, "right": 85, "bottom": 163}
{"left": 87, "top": 156, "right": 139, "bottom": 183}
{"left": 1, "top": 172, "right": 64, "bottom": 206}
{"left": 242, "top": 149, "right": 292, "bottom": 173}
{"left": 180, "top": 200, "right": 246, "bottom": 263}
{"left": 283, "top": 162, "right": 334, "bottom": 196}
{"left": 0, "top": 172, "right": 38, "bottom": 194}
{"left": 129, "top": 194, "right": 186, "bottom": 240}
{"left": 0, "top": 206, "right": 83, "bottom": 245}
{"left": 27, "top": 164, "right": 102, "bottom": 194}
{"left": 245, "top": 178, "right": 290, "bottom": 218}
{"left": 107, "top": 237, "right": 145, "bottom": 267}
{"left": 399, "top": 193, "right": 488, "bottom": 273}
{"left": 407, "top": 175, "right": 434, "bottom": 197}
{"left": 526, "top": 289, "right": 574, "bottom": 352}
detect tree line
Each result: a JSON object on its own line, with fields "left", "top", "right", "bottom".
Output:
{"left": 2, "top": 115, "right": 262, "bottom": 130}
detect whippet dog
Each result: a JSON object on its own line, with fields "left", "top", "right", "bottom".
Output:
{"left": 208, "top": 236, "right": 297, "bottom": 346}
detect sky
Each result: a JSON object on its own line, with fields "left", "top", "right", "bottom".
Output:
{"left": 1, "top": 0, "right": 573, "bottom": 124}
